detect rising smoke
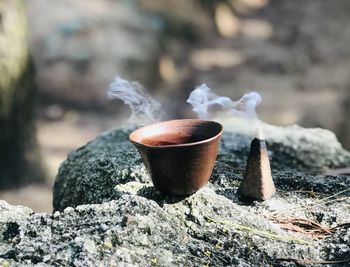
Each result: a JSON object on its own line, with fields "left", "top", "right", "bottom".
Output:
{"left": 187, "top": 84, "right": 262, "bottom": 120}
{"left": 108, "top": 77, "right": 162, "bottom": 124}
{"left": 108, "top": 78, "right": 262, "bottom": 127}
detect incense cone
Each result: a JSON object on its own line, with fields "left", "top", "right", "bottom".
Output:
{"left": 239, "top": 138, "right": 276, "bottom": 200}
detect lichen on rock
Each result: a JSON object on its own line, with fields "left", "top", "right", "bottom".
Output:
{"left": 1, "top": 125, "right": 350, "bottom": 266}
{"left": 53, "top": 124, "right": 350, "bottom": 211}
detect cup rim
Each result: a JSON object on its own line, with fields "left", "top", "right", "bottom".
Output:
{"left": 129, "top": 119, "right": 224, "bottom": 149}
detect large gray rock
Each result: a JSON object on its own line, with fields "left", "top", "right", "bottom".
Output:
{"left": 1, "top": 125, "right": 350, "bottom": 266}
{"left": 53, "top": 124, "right": 350, "bottom": 211}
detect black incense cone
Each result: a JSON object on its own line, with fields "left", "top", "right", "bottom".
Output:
{"left": 239, "top": 138, "right": 276, "bottom": 200}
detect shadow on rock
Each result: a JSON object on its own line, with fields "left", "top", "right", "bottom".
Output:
{"left": 137, "top": 186, "right": 189, "bottom": 205}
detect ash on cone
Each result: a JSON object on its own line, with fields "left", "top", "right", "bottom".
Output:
{"left": 239, "top": 129, "right": 276, "bottom": 201}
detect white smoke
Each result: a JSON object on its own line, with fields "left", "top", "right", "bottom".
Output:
{"left": 108, "top": 77, "right": 162, "bottom": 124}
{"left": 187, "top": 84, "right": 262, "bottom": 120}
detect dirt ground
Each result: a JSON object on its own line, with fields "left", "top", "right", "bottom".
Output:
{"left": 1, "top": 0, "right": 350, "bottom": 212}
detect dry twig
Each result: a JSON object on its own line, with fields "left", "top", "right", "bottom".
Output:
{"left": 271, "top": 216, "right": 334, "bottom": 239}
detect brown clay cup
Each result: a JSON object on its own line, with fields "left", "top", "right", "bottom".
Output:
{"left": 129, "top": 119, "right": 223, "bottom": 196}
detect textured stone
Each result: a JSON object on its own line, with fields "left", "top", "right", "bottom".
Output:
{"left": 1, "top": 125, "right": 350, "bottom": 266}
{"left": 53, "top": 124, "right": 350, "bottom": 211}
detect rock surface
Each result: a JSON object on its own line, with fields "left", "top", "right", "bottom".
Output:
{"left": 1, "top": 125, "right": 350, "bottom": 266}
{"left": 53, "top": 124, "right": 350, "bottom": 211}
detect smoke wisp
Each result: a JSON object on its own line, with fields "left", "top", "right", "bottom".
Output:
{"left": 108, "top": 77, "right": 162, "bottom": 124}
{"left": 187, "top": 84, "right": 262, "bottom": 120}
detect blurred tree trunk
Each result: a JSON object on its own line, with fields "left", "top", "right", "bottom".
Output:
{"left": 0, "top": 0, "right": 44, "bottom": 188}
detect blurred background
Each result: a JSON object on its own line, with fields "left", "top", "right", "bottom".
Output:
{"left": 0, "top": 0, "right": 350, "bottom": 212}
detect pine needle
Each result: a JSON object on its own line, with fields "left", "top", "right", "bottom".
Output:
{"left": 271, "top": 187, "right": 350, "bottom": 216}
{"left": 205, "top": 217, "right": 312, "bottom": 246}
{"left": 271, "top": 216, "right": 334, "bottom": 239}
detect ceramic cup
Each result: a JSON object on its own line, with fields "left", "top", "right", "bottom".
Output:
{"left": 129, "top": 119, "right": 223, "bottom": 196}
